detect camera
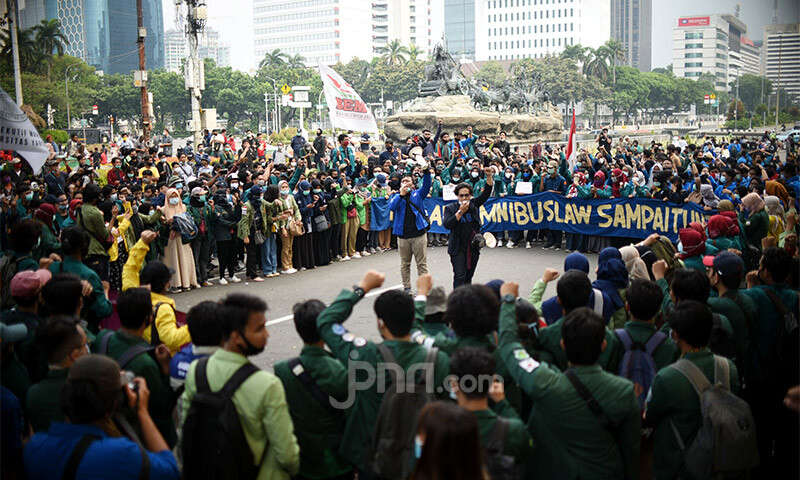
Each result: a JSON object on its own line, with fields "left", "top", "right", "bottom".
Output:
{"left": 122, "top": 371, "right": 137, "bottom": 392}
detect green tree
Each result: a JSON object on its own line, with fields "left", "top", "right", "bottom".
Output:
{"left": 582, "top": 47, "right": 610, "bottom": 83}
{"left": 474, "top": 60, "right": 507, "bottom": 88}
{"left": 406, "top": 44, "right": 422, "bottom": 62}
{"left": 287, "top": 54, "right": 306, "bottom": 69}
{"left": 560, "top": 44, "right": 589, "bottom": 65}
{"left": 148, "top": 70, "right": 189, "bottom": 132}
{"left": 33, "top": 19, "right": 68, "bottom": 81}
{"left": 729, "top": 74, "right": 771, "bottom": 113}
{"left": 1, "top": 27, "right": 42, "bottom": 71}
{"left": 603, "top": 39, "right": 626, "bottom": 84}
{"left": 258, "top": 49, "right": 289, "bottom": 69}
{"left": 377, "top": 39, "right": 408, "bottom": 65}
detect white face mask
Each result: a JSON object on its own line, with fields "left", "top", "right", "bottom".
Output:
{"left": 169, "top": 197, "right": 180, "bottom": 205}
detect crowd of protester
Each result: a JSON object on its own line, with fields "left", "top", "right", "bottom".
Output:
{"left": 0, "top": 122, "right": 798, "bottom": 479}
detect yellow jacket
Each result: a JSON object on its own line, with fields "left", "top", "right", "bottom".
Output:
{"left": 122, "top": 238, "right": 191, "bottom": 354}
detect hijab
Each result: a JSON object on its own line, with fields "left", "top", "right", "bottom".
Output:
{"left": 566, "top": 172, "right": 587, "bottom": 198}
{"left": 592, "top": 170, "right": 606, "bottom": 189}
{"left": 593, "top": 247, "right": 627, "bottom": 312}
{"left": 764, "top": 195, "right": 785, "bottom": 223}
{"left": 741, "top": 192, "right": 765, "bottom": 214}
{"left": 678, "top": 227, "right": 705, "bottom": 259}
{"left": 699, "top": 183, "right": 719, "bottom": 208}
{"left": 162, "top": 188, "right": 185, "bottom": 219}
{"left": 765, "top": 180, "right": 790, "bottom": 208}
{"left": 619, "top": 245, "right": 649, "bottom": 281}
{"left": 610, "top": 168, "right": 627, "bottom": 198}
{"left": 706, "top": 215, "right": 733, "bottom": 239}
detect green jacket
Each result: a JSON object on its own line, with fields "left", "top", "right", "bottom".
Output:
{"left": 49, "top": 256, "right": 113, "bottom": 328}
{"left": 339, "top": 192, "right": 366, "bottom": 225}
{"left": 273, "top": 345, "right": 352, "bottom": 479}
{"left": 707, "top": 292, "right": 756, "bottom": 375}
{"left": 187, "top": 204, "right": 213, "bottom": 239}
{"left": 237, "top": 200, "right": 275, "bottom": 240}
{"left": 32, "top": 222, "right": 60, "bottom": 259}
{"left": 25, "top": 367, "right": 68, "bottom": 432}
{"left": 645, "top": 350, "right": 739, "bottom": 480}
{"left": 740, "top": 284, "right": 799, "bottom": 382}
{"left": 327, "top": 189, "right": 345, "bottom": 226}
{"left": 535, "top": 316, "right": 619, "bottom": 372}
{"left": 606, "top": 321, "right": 680, "bottom": 375}
{"left": 739, "top": 209, "right": 769, "bottom": 249}
{"left": 316, "top": 289, "right": 451, "bottom": 471}
{"left": 92, "top": 330, "right": 177, "bottom": 447}
{"left": 473, "top": 403, "right": 533, "bottom": 465}
{"left": 181, "top": 349, "right": 300, "bottom": 479}
{"left": 78, "top": 204, "right": 110, "bottom": 258}
{"left": 498, "top": 300, "right": 641, "bottom": 480}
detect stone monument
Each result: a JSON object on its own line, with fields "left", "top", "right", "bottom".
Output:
{"left": 384, "top": 44, "right": 562, "bottom": 144}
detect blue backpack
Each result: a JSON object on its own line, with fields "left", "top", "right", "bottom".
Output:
{"left": 615, "top": 329, "right": 666, "bottom": 408}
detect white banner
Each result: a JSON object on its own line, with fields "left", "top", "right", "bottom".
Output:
{"left": 0, "top": 88, "right": 48, "bottom": 174}
{"left": 318, "top": 64, "right": 378, "bottom": 134}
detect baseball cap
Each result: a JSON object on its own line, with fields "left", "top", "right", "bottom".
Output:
{"left": 10, "top": 269, "right": 52, "bottom": 298}
{"left": 702, "top": 251, "right": 744, "bottom": 279}
{"left": 190, "top": 186, "right": 206, "bottom": 197}
{"left": 0, "top": 322, "right": 28, "bottom": 343}
{"left": 425, "top": 287, "right": 447, "bottom": 315}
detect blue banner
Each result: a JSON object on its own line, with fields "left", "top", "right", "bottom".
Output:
{"left": 370, "top": 193, "right": 710, "bottom": 242}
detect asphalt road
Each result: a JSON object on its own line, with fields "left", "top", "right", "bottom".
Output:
{"left": 172, "top": 243, "right": 599, "bottom": 371}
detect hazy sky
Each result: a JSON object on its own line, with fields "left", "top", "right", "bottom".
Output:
{"left": 163, "top": 0, "right": 800, "bottom": 72}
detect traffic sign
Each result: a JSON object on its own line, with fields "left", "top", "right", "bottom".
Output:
{"left": 281, "top": 84, "right": 291, "bottom": 95}
{"left": 290, "top": 101, "right": 312, "bottom": 108}
{"left": 92, "top": 105, "right": 98, "bottom": 115}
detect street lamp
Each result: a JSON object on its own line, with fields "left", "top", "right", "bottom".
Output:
{"left": 65, "top": 63, "right": 82, "bottom": 130}
{"left": 262, "top": 75, "right": 279, "bottom": 132}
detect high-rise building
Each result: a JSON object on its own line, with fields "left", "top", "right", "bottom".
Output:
{"left": 16, "top": 0, "right": 163, "bottom": 74}
{"left": 610, "top": 0, "right": 651, "bottom": 71}
{"left": 672, "top": 14, "right": 746, "bottom": 92}
{"left": 444, "top": 0, "right": 476, "bottom": 59}
{"left": 165, "top": 27, "right": 231, "bottom": 73}
{"left": 763, "top": 23, "right": 800, "bottom": 102}
{"left": 252, "top": 0, "right": 442, "bottom": 69}
{"left": 474, "top": 0, "right": 611, "bottom": 62}
{"left": 739, "top": 36, "right": 762, "bottom": 76}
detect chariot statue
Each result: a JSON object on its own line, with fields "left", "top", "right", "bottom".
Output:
{"left": 418, "top": 44, "right": 470, "bottom": 97}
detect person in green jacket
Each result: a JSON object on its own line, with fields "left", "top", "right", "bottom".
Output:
{"left": 739, "top": 192, "right": 769, "bottom": 269}
{"left": 2, "top": 219, "right": 43, "bottom": 284}
{"left": 48, "top": 227, "right": 112, "bottom": 332}
{"left": 645, "top": 300, "right": 740, "bottom": 480}
{"left": 274, "top": 300, "right": 352, "bottom": 480}
{"left": 25, "top": 317, "right": 88, "bottom": 432}
{"left": 238, "top": 186, "right": 273, "bottom": 281}
{"left": 449, "top": 347, "right": 533, "bottom": 472}
{"left": 77, "top": 184, "right": 111, "bottom": 281}
{"left": 497, "top": 277, "right": 641, "bottom": 480}
{"left": 31, "top": 204, "right": 61, "bottom": 260}
{"left": 338, "top": 182, "right": 365, "bottom": 259}
{"left": 314, "top": 271, "right": 450, "bottom": 476}
{"left": 93, "top": 288, "right": 178, "bottom": 447}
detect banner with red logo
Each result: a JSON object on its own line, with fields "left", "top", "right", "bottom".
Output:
{"left": 319, "top": 63, "right": 378, "bottom": 134}
{"left": 678, "top": 17, "right": 710, "bottom": 27}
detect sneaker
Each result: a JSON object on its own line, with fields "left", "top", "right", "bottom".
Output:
{"left": 369, "top": 247, "right": 376, "bottom": 254}
{"left": 352, "top": 253, "right": 362, "bottom": 259}
{"left": 506, "top": 241, "right": 515, "bottom": 249}
{"left": 526, "top": 242, "right": 532, "bottom": 249}
{"left": 269, "top": 272, "right": 280, "bottom": 278}
{"left": 336, "top": 255, "right": 342, "bottom": 261}
{"left": 553, "top": 246, "right": 560, "bottom": 251}
{"left": 285, "top": 268, "right": 298, "bottom": 274}
{"left": 542, "top": 243, "right": 553, "bottom": 249}
{"left": 341, "top": 255, "right": 351, "bottom": 261}
{"left": 230, "top": 275, "right": 242, "bottom": 283}
{"left": 218, "top": 278, "right": 228, "bottom": 285}
{"left": 252, "top": 277, "right": 265, "bottom": 282}
{"left": 300, "top": 267, "right": 307, "bottom": 271}
{"left": 361, "top": 250, "right": 370, "bottom": 256}
{"left": 202, "top": 281, "right": 213, "bottom": 287}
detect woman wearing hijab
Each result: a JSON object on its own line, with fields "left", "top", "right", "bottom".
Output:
{"left": 677, "top": 227, "right": 706, "bottom": 272}
{"left": 310, "top": 180, "right": 331, "bottom": 266}
{"left": 593, "top": 247, "right": 629, "bottom": 329}
{"left": 293, "top": 180, "right": 317, "bottom": 270}
{"left": 609, "top": 168, "right": 632, "bottom": 198}
{"left": 584, "top": 171, "right": 613, "bottom": 253}
{"left": 371, "top": 174, "right": 393, "bottom": 251}
{"left": 739, "top": 192, "right": 769, "bottom": 269}
{"left": 631, "top": 171, "right": 650, "bottom": 198}
{"left": 619, "top": 245, "right": 649, "bottom": 281}
{"left": 564, "top": 172, "right": 588, "bottom": 253}
{"left": 161, "top": 188, "right": 198, "bottom": 292}
{"left": 277, "top": 179, "right": 301, "bottom": 273}
{"left": 32, "top": 203, "right": 61, "bottom": 259}
{"left": 765, "top": 179, "right": 791, "bottom": 209}
{"left": 699, "top": 183, "right": 720, "bottom": 211}
{"left": 705, "top": 214, "right": 742, "bottom": 251}
{"left": 530, "top": 252, "right": 610, "bottom": 325}
{"left": 764, "top": 195, "right": 786, "bottom": 242}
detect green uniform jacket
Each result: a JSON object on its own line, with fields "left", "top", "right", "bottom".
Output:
{"left": 79, "top": 204, "right": 111, "bottom": 258}
{"left": 180, "top": 349, "right": 300, "bottom": 479}
{"left": 328, "top": 189, "right": 345, "bottom": 226}
{"left": 273, "top": 346, "right": 352, "bottom": 479}
{"left": 339, "top": 192, "right": 366, "bottom": 225}
{"left": 237, "top": 200, "right": 275, "bottom": 240}
{"left": 740, "top": 284, "right": 799, "bottom": 381}
{"left": 706, "top": 236, "right": 741, "bottom": 252}
{"left": 498, "top": 301, "right": 641, "bottom": 480}
{"left": 707, "top": 292, "right": 756, "bottom": 375}
{"left": 49, "top": 256, "right": 113, "bottom": 324}
{"left": 739, "top": 209, "right": 769, "bottom": 249}
{"left": 25, "top": 367, "right": 68, "bottom": 432}
{"left": 316, "top": 289, "right": 450, "bottom": 471}
{"left": 92, "top": 330, "right": 177, "bottom": 447}
{"left": 187, "top": 204, "right": 213, "bottom": 239}
{"left": 535, "top": 316, "right": 619, "bottom": 372}
{"left": 645, "top": 350, "right": 739, "bottom": 480}
{"left": 655, "top": 279, "right": 735, "bottom": 342}
{"left": 32, "top": 222, "right": 60, "bottom": 259}
{"left": 606, "top": 321, "right": 680, "bottom": 375}
{"left": 473, "top": 403, "right": 533, "bottom": 465}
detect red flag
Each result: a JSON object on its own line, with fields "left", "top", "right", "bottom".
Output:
{"left": 566, "top": 109, "right": 577, "bottom": 172}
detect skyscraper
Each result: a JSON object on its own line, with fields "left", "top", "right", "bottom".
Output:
{"left": 763, "top": 23, "right": 800, "bottom": 102}
{"left": 164, "top": 27, "right": 232, "bottom": 73}
{"left": 444, "top": 0, "right": 476, "bottom": 59}
{"left": 672, "top": 14, "right": 747, "bottom": 92}
{"left": 610, "top": 0, "right": 651, "bottom": 71}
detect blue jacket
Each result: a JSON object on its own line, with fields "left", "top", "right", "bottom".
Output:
{"left": 388, "top": 173, "right": 431, "bottom": 236}
{"left": 24, "top": 423, "right": 179, "bottom": 480}
{"left": 168, "top": 344, "right": 218, "bottom": 390}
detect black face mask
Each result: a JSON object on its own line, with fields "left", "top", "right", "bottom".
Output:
{"left": 238, "top": 329, "right": 264, "bottom": 356}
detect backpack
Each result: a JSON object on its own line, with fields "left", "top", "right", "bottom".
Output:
{"left": 369, "top": 344, "right": 439, "bottom": 480}
{"left": 669, "top": 356, "right": 759, "bottom": 479}
{"left": 150, "top": 302, "right": 187, "bottom": 347}
{"left": 98, "top": 331, "right": 155, "bottom": 369}
{"left": 0, "top": 253, "right": 27, "bottom": 309}
{"left": 614, "top": 329, "right": 666, "bottom": 409}
{"left": 485, "top": 417, "right": 521, "bottom": 480}
{"left": 171, "top": 212, "right": 198, "bottom": 244}
{"left": 181, "top": 357, "right": 261, "bottom": 480}
{"left": 709, "top": 314, "right": 737, "bottom": 362}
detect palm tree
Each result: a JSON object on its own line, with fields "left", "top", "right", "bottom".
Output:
{"left": 406, "top": 43, "right": 422, "bottom": 62}
{"left": 0, "top": 27, "right": 42, "bottom": 72}
{"left": 603, "top": 39, "right": 626, "bottom": 84}
{"left": 377, "top": 39, "right": 408, "bottom": 65}
{"left": 258, "top": 49, "right": 289, "bottom": 69}
{"left": 287, "top": 54, "right": 306, "bottom": 69}
{"left": 582, "top": 47, "right": 609, "bottom": 83}
{"left": 34, "top": 19, "right": 68, "bottom": 81}
{"left": 560, "top": 44, "right": 588, "bottom": 65}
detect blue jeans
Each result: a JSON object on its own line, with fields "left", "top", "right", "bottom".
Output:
{"left": 261, "top": 235, "right": 277, "bottom": 274}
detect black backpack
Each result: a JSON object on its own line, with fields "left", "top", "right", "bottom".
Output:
{"left": 98, "top": 331, "right": 155, "bottom": 369}
{"left": 369, "top": 344, "right": 438, "bottom": 480}
{"left": 485, "top": 417, "right": 521, "bottom": 480}
{"left": 181, "top": 357, "right": 261, "bottom": 480}
{"left": 709, "top": 313, "right": 737, "bottom": 362}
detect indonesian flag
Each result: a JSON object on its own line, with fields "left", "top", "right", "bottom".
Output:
{"left": 566, "top": 109, "right": 577, "bottom": 173}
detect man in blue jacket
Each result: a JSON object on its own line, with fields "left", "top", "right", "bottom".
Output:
{"left": 388, "top": 166, "right": 431, "bottom": 294}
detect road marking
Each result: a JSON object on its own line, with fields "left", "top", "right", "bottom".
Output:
{"left": 264, "top": 284, "right": 403, "bottom": 327}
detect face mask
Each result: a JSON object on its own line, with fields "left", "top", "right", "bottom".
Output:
{"left": 414, "top": 436, "right": 424, "bottom": 459}
{"left": 573, "top": 177, "right": 580, "bottom": 185}
{"left": 231, "top": 183, "right": 239, "bottom": 190}
{"left": 471, "top": 171, "right": 479, "bottom": 178}
{"left": 720, "top": 175, "right": 727, "bottom": 183}
{"left": 58, "top": 204, "right": 67, "bottom": 212}
{"left": 238, "top": 329, "right": 265, "bottom": 356}
{"left": 302, "top": 190, "right": 310, "bottom": 195}
{"left": 313, "top": 189, "right": 322, "bottom": 194}
{"left": 341, "top": 140, "right": 349, "bottom": 147}
{"left": 127, "top": 173, "right": 134, "bottom": 178}
{"left": 257, "top": 180, "right": 265, "bottom": 186}
{"left": 505, "top": 173, "right": 513, "bottom": 179}
{"left": 198, "top": 195, "right": 206, "bottom": 202}
{"left": 522, "top": 172, "right": 532, "bottom": 180}
{"left": 110, "top": 193, "right": 118, "bottom": 201}
{"left": 547, "top": 168, "right": 555, "bottom": 175}
{"left": 169, "top": 197, "right": 180, "bottom": 205}
{"left": 653, "top": 181, "right": 661, "bottom": 187}
{"left": 25, "top": 192, "right": 33, "bottom": 201}
{"left": 280, "top": 189, "right": 289, "bottom": 196}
